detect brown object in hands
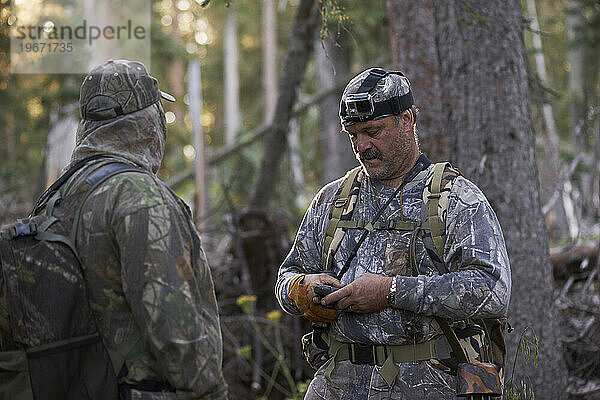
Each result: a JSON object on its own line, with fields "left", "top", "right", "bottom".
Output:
{"left": 456, "top": 362, "right": 502, "bottom": 398}
{"left": 288, "top": 275, "right": 337, "bottom": 324}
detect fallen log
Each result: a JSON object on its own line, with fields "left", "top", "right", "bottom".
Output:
{"left": 550, "top": 243, "right": 599, "bottom": 281}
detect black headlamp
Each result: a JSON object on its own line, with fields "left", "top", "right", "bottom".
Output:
{"left": 340, "top": 68, "right": 414, "bottom": 126}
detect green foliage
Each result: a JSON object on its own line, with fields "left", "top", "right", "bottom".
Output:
{"left": 505, "top": 326, "right": 539, "bottom": 400}
{"left": 236, "top": 295, "right": 302, "bottom": 399}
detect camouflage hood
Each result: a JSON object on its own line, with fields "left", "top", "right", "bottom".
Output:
{"left": 66, "top": 102, "right": 167, "bottom": 174}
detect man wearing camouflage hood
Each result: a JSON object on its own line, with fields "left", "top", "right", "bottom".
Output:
{"left": 64, "top": 60, "right": 227, "bottom": 399}
{"left": 275, "top": 68, "right": 511, "bottom": 399}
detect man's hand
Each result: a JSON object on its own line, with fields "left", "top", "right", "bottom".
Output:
{"left": 321, "top": 273, "right": 393, "bottom": 314}
{"left": 288, "top": 273, "right": 344, "bottom": 326}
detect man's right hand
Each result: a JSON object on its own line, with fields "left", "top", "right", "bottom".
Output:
{"left": 288, "top": 273, "right": 344, "bottom": 326}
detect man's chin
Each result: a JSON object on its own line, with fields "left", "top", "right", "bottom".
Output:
{"left": 360, "top": 162, "right": 384, "bottom": 180}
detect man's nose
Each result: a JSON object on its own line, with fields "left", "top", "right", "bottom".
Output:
{"left": 355, "top": 135, "right": 372, "bottom": 153}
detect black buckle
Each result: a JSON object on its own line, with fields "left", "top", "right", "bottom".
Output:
{"left": 351, "top": 343, "right": 375, "bottom": 365}
{"left": 12, "top": 223, "right": 37, "bottom": 238}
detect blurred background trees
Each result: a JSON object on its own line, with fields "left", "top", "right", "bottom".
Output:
{"left": 1, "top": 0, "right": 599, "bottom": 398}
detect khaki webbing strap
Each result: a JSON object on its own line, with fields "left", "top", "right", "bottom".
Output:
{"left": 322, "top": 167, "right": 362, "bottom": 269}
{"left": 424, "top": 163, "right": 469, "bottom": 365}
{"left": 325, "top": 338, "right": 439, "bottom": 386}
{"left": 428, "top": 162, "right": 448, "bottom": 259}
{"left": 336, "top": 219, "right": 418, "bottom": 231}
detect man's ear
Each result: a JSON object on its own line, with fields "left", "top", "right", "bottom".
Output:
{"left": 401, "top": 109, "right": 414, "bottom": 128}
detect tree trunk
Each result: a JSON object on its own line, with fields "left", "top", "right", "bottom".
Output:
{"left": 566, "top": 0, "right": 585, "bottom": 138}
{"left": 263, "top": 0, "right": 278, "bottom": 123}
{"left": 525, "top": 0, "right": 570, "bottom": 241}
{"left": 315, "top": 33, "right": 356, "bottom": 184}
{"left": 167, "top": 7, "right": 186, "bottom": 125}
{"left": 225, "top": 6, "right": 241, "bottom": 144}
{"left": 434, "top": 1, "right": 568, "bottom": 398}
{"left": 249, "top": 0, "right": 320, "bottom": 209}
{"left": 44, "top": 107, "right": 78, "bottom": 187}
{"left": 386, "top": 0, "right": 447, "bottom": 162}
{"left": 188, "top": 61, "right": 208, "bottom": 229}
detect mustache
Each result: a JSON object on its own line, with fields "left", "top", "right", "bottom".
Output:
{"left": 359, "top": 148, "right": 382, "bottom": 161}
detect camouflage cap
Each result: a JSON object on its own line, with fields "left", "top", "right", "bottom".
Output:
{"left": 339, "top": 67, "right": 413, "bottom": 126}
{"left": 80, "top": 59, "right": 175, "bottom": 121}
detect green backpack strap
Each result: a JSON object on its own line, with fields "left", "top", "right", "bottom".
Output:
{"left": 322, "top": 167, "right": 363, "bottom": 270}
{"left": 427, "top": 162, "right": 449, "bottom": 262}
{"left": 419, "top": 161, "right": 462, "bottom": 274}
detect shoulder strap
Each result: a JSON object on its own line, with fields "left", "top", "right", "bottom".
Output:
{"left": 416, "top": 162, "right": 469, "bottom": 363}
{"left": 70, "top": 162, "right": 144, "bottom": 248}
{"left": 33, "top": 162, "right": 143, "bottom": 264}
{"left": 406, "top": 226, "right": 468, "bottom": 365}
{"left": 427, "top": 162, "right": 448, "bottom": 262}
{"left": 65, "top": 161, "right": 144, "bottom": 376}
{"left": 322, "top": 167, "right": 363, "bottom": 270}
{"left": 31, "top": 154, "right": 110, "bottom": 216}
{"left": 420, "top": 162, "right": 462, "bottom": 274}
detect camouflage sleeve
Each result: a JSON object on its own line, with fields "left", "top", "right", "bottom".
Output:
{"left": 275, "top": 181, "right": 340, "bottom": 315}
{"left": 112, "top": 175, "right": 227, "bottom": 399}
{"left": 392, "top": 177, "right": 511, "bottom": 321}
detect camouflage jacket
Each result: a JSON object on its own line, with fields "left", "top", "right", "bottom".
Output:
{"left": 276, "top": 157, "right": 511, "bottom": 346}
{"left": 58, "top": 103, "right": 227, "bottom": 399}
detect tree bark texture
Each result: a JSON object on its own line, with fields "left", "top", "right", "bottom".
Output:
{"left": 188, "top": 61, "right": 208, "bottom": 229}
{"left": 525, "top": 0, "right": 569, "bottom": 241}
{"left": 263, "top": 0, "right": 278, "bottom": 123}
{"left": 315, "top": 33, "right": 357, "bottom": 184}
{"left": 225, "top": 6, "right": 241, "bottom": 144}
{"left": 44, "top": 112, "right": 77, "bottom": 187}
{"left": 434, "top": 1, "right": 568, "bottom": 397}
{"left": 249, "top": 0, "right": 319, "bottom": 209}
{"left": 387, "top": 0, "right": 447, "bottom": 162}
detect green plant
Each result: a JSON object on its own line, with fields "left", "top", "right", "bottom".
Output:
{"left": 505, "top": 326, "right": 539, "bottom": 400}
{"left": 236, "top": 295, "right": 304, "bottom": 399}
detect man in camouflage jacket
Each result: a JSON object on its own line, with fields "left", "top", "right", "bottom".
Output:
{"left": 64, "top": 60, "right": 227, "bottom": 399}
{"left": 275, "top": 68, "right": 511, "bottom": 399}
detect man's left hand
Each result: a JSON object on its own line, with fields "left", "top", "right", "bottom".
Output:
{"left": 320, "top": 273, "right": 393, "bottom": 313}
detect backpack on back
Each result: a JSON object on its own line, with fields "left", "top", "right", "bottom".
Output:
{"left": 0, "top": 158, "right": 141, "bottom": 400}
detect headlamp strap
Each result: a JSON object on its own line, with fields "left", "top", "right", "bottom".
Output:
{"left": 356, "top": 68, "right": 388, "bottom": 93}
{"left": 378, "top": 91, "right": 414, "bottom": 116}
{"left": 341, "top": 69, "right": 412, "bottom": 121}
{"left": 339, "top": 91, "right": 414, "bottom": 120}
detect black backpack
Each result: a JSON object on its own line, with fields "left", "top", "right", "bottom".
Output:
{"left": 0, "top": 156, "right": 141, "bottom": 400}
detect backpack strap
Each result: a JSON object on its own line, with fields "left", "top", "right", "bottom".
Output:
{"left": 322, "top": 167, "right": 363, "bottom": 270}
{"left": 65, "top": 161, "right": 144, "bottom": 376}
{"left": 427, "top": 162, "right": 448, "bottom": 264}
{"left": 70, "top": 162, "right": 144, "bottom": 254}
{"left": 419, "top": 162, "right": 461, "bottom": 274}
{"left": 31, "top": 154, "right": 111, "bottom": 216}
{"left": 406, "top": 222, "right": 469, "bottom": 366}
{"left": 336, "top": 219, "right": 418, "bottom": 231}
